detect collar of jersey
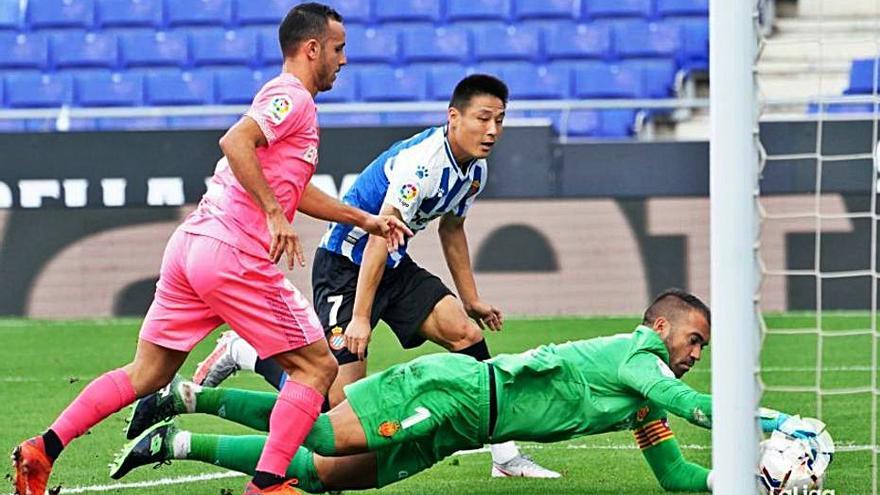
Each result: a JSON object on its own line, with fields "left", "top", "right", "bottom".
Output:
{"left": 443, "top": 126, "right": 476, "bottom": 179}
{"left": 633, "top": 325, "right": 671, "bottom": 365}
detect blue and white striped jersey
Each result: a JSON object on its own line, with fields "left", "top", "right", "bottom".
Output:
{"left": 319, "top": 126, "right": 488, "bottom": 267}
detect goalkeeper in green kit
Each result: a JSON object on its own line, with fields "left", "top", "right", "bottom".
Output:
{"left": 110, "top": 289, "right": 806, "bottom": 493}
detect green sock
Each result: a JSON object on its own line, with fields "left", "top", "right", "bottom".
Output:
{"left": 191, "top": 434, "right": 324, "bottom": 493}
{"left": 303, "top": 414, "right": 336, "bottom": 456}
{"left": 195, "top": 387, "right": 277, "bottom": 432}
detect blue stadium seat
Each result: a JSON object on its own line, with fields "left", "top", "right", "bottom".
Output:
{"left": 448, "top": 0, "right": 511, "bottom": 22}
{"left": 97, "top": 116, "right": 167, "bottom": 130}
{"left": 473, "top": 25, "right": 540, "bottom": 62}
{"left": 574, "top": 62, "right": 643, "bottom": 98}
{"left": 545, "top": 23, "right": 611, "bottom": 60}
{"left": 622, "top": 59, "right": 676, "bottom": 97}
{"left": 497, "top": 63, "right": 569, "bottom": 99}
{"left": 656, "top": 0, "right": 708, "bottom": 17}
{"left": 375, "top": 0, "right": 441, "bottom": 23}
{"left": 248, "top": 26, "right": 281, "bottom": 66}
{"left": 145, "top": 69, "right": 214, "bottom": 105}
{"left": 27, "top": 0, "right": 95, "bottom": 29}
{"left": 846, "top": 58, "right": 878, "bottom": 94}
{"left": 316, "top": 68, "right": 356, "bottom": 102}
{"left": 359, "top": 66, "right": 427, "bottom": 101}
{"left": 322, "top": 0, "right": 371, "bottom": 24}
{"left": 383, "top": 111, "right": 446, "bottom": 126}
{"left": 191, "top": 29, "right": 257, "bottom": 66}
{"left": 514, "top": 0, "right": 576, "bottom": 20}
{"left": 0, "top": 120, "right": 27, "bottom": 131}
{"left": 566, "top": 109, "right": 600, "bottom": 136}
{"left": 0, "top": 33, "right": 49, "bottom": 69}
{"left": 598, "top": 109, "right": 636, "bottom": 137}
{"left": 673, "top": 18, "right": 708, "bottom": 71}
{"left": 167, "top": 115, "right": 238, "bottom": 129}
{"left": 318, "top": 112, "right": 382, "bottom": 127}
{"left": 119, "top": 30, "right": 188, "bottom": 67}
{"left": 75, "top": 71, "right": 143, "bottom": 106}
{"left": 422, "top": 63, "right": 470, "bottom": 100}
{"left": 0, "top": 0, "right": 22, "bottom": 30}
{"left": 96, "top": 0, "right": 163, "bottom": 28}
{"left": 51, "top": 31, "right": 119, "bottom": 69}
{"left": 5, "top": 72, "right": 73, "bottom": 107}
{"left": 213, "top": 67, "right": 270, "bottom": 104}
{"left": 808, "top": 102, "right": 875, "bottom": 114}
{"left": 401, "top": 26, "right": 470, "bottom": 64}
{"left": 583, "top": 0, "right": 652, "bottom": 19}
{"left": 345, "top": 25, "right": 399, "bottom": 64}
{"left": 614, "top": 21, "right": 681, "bottom": 59}
{"left": 166, "top": 0, "right": 231, "bottom": 27}
{"left": 235, "top": 0, "right": 291, "bottom": 26}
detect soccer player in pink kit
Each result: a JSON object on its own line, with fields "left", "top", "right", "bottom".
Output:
{"left": 10, "top": 4, "right": 409, "bottom": 495}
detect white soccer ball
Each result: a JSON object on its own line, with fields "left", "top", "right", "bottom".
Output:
{"left": 756, "top": 417, "right": 835, "bottom": 495}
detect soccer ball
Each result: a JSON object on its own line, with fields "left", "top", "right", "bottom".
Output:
{"left": 756, "top": 417, "right": 835, "bottom": 495}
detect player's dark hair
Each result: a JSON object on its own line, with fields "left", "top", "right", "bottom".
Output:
{"left": 642, "top": 288, "right": 711, "bottom": 327}
{"left": 449, "top": 74, "right": 509, "bottom": 110}
{"left": 278, "top": 2, "right": 343, "bottom": 57}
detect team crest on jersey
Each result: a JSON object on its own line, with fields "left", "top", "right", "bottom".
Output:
{"left": 265, "top": 95, "right": 292, "bottom": 124}
{"left": 463, "top": 179, "right": 481, "bottom": 200}
{"left": 328, "top": 326, "right": 345, "bottom": 351}
{"left": 399, "top": 183, "right": 419, "bottom": 207}
{"left": 636, "top": 406, "right": 650, "bottom": 422}
{"left": 415, "top": 165, "right": 429, "bottom": 179}
{"left": 378, "top": 420, "right": 401, "bottom": 438}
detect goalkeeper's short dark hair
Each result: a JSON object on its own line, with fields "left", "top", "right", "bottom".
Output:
{"left": 279, "top": 2, "right": 343, "bottom": 58}
{"left": 449, "top": 74, "right": 509, "bottom": 111}
{"left": 642, "top": 289, "right": 711, "bottom": 327}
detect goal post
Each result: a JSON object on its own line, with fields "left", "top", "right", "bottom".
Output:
{"left": 709, "top": 0, "right": 761, "bottom": 493}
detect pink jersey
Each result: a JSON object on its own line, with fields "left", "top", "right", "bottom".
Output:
{"left": 182, "top": 73, "right": 319, "bottom": 258}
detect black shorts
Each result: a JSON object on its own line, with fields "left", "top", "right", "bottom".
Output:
{"left": 311, "top": 247, "right": 454, "bottom": 365}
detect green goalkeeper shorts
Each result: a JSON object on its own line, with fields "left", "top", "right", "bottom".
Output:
{"left": 343, "top": 353, "right": 493, "bottom": 488}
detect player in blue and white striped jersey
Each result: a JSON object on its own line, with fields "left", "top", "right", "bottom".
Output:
{"left": 192, "top": 75, "right": 560, "bottom": 478}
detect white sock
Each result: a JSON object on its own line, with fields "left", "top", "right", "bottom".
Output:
{"left": 172, "top": 430, "right": 191, "bottom": 459}
{"left": 490, "top": 441, "right": 520, "bottom": 464}
{"left": 232, "top": 338, "right": 258, "bottom": 371}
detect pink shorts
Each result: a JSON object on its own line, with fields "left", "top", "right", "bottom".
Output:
{"left": 140, "top": 229, "right": 324, "bottom": 359}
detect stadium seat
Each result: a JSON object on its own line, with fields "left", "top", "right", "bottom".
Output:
{"left": 375, "top": 0, "right": 441, "bottom": 23}
{"left": 119, "top": 30, "right": 188, "bottom": 68}
{"left": 27, "top": 0, "right": 95, "bottom": 29}
{"left": 235, "top": 0, "right": 291, "bottom": 26}
{"left": 401, "top": 26, "right": 470, "bottom": 64}
{"left": 614, "top": 21, "right": 682, "bottom": 59}
{"left": 75, "top": 72, "right": 143, "bottom": 106}
{"left": 51, "top": 31, "right": 119, "bottom": 69}
{"left": 318, "top": 112, "right": 383, "bottom": 127}
{"left": 846, "top": 58, "right": 878, "bottom": 94}
{"left": 359, "top": 66, "right": 427, "bottom": 101}
{"left": 514, "top": 0, "right": 577, "bottom": 20}
{"left": 0, "top": 33, "right": 50, "bottom": 69}
{"left": 315, "top": 68, "right": 356, "bottom": 102}
{"left": 447, "top": 0, "right": 511, "bottom": 22}
{"left": 213, "top": 67, "right": 270, "bottom": 104}
{"left": 574, "top": 62, "right": 643, "bottom": 98}
{"left": 545, "top": 23, "right": 611, "bottom": 60}
{"left": 599, "top": 109, "right": 636, "bottom": 137}
{"left": 808, "top": 102, "right": 875, "bottom": 114}
{"left": 145, "top": 70, "right": 214, "bottom": 105}
{"left": 5, "top": 73, "right": 73, "bottom": 108}
{"left": 497, "top": 63, "right": 570, "bottom": 99}
{"left": 250, "top": 27, "right": 282, "bottom": 66}
{"left": 473, "top": 25, "right": 540, "bottom": 62}
{"left": 0, "top": 120, "right": 27, "bottom": 132}
{"left": 622, "top": 59, "right": 677, "bottom": 98}
{"left": 95, "top": 0, "right": 163, "bottom": 28}
{"left": 97, "top": 116, "right": 167, "bottom": 130}
{"left": 191, "top": 29, "right": 257, "bottom": 67}
{"left": 167, "top": 115, "right": 238, "bottom": 129}
{"left": 423, "top": 63, "right": 471, "bottom": 100}
{"left": 656, "top": 0, "right": 708, "bottom": 17}
{"left": 383, "top": 111, "right": 446, "bottom": 126}
{"left": 565, "top": 109, "right": 600, "bottom": 136}
{"left": 345, "top": 25, "right": 399, "bottom": 64}
{"left": 322, "top": 0, "right": 371, "bottom": 24}
{"left": 166, "top": 0, "right": 231, "bottom": 27}
{"left": 0, "top": 0, "right": 21, "bottom": 30}
{"left": 582, "top": 0, "right": 652, "bottom": 19}
{"left": 672, "top": 18, "right": 708, "bottom": 71}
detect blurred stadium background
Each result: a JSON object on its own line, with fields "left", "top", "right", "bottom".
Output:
{"left": 1, "top": 0, "right": 879, "bottom": 493}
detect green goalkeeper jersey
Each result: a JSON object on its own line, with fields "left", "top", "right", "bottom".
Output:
{"left": 489, "top": 325, "right": 712, "bottom": 443}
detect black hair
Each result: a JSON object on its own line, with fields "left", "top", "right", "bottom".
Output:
{"left": 642, "top": 288, "right": 711, "bottom": 327}
{"left": 278, "top": 2, "right": 343, "bottom": 57}
{"left": 449, "top": 74, "right": 509, "bottom": 110}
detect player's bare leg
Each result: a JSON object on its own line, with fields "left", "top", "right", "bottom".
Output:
{"left": 315, "top": 453, "right": 378, "bottom": 491}
{"left": 12, "top": 340, "right": 188, "bottom": 495}
{"left": 419, "top": 295, "right": 561, "bottom": 479}
{"left": 327, "top": 360, "right": 366, "bottom": 408}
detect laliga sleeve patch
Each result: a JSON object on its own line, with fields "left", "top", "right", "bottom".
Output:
{"left": 265, "top": 95, "right": 293, "bottom": 125}
{"left": 398, "top": 183, "right": 419, "bottom": 207}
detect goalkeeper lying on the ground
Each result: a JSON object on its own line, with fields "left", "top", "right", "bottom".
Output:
{"left": 110, "top": 289, "right": 806, "bottom": 493}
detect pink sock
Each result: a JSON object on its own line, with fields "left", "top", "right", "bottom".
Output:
{"left": 255, "top": 380, "right": 323, "bottom": 476}
{"left": 50, "top": 368, "right": 137, "bottom": 446}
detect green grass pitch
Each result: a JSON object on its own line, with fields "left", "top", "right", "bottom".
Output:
{"left": 0, "top": 315, "right": 876, "bottom": 494}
